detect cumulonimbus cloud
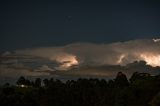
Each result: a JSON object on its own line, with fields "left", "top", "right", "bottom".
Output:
{"left": 13, "top": 38, "right": 160, "bottom": 67}
{"left": 1, "top": 38, "right": 160, "bottom": 84}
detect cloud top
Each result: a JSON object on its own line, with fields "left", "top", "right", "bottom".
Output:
{"left": 13, "top": 39, "right": 160, "bottom": 67}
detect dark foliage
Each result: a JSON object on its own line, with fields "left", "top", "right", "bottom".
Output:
{"left": 0, "top": 72, "right": 160, "bottom": 106}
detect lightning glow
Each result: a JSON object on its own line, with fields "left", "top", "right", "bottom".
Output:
{"left": 60, "top": 56, "right": 78, "bottom": 69}
{"left": 117, "top": 54, "right": 125, "bottom": 64}
{"left": 52, "top": 54, "right": 79, "bottom": 70}
{"left": 140, "top": 53, "right": 160, "bottom": 67}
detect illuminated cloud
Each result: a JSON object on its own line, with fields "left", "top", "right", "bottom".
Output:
{"left": 140, "top": 53, "right": 160, "bottom": 67}
{"left": 0, "top": 64, "right": 50, "bottom": 77}
{"left": 52, "top": 53, "right": 78, "bottom": 70}
{"left": 36, "top": 65, "right": 55, "bottom": 72}
{"left": 1, "top": 38, "right": 160, "bottom": 84}
{"left": 12, "top": 39, "right": 160, "bottom": 68}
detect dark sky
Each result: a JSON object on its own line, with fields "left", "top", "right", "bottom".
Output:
{"left": 1, "top": 0, "right": 160, "bottom": 51}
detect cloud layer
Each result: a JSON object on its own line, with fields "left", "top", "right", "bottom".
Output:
{"left": 14, "top": 39, "right": 160, "bottom": 67}
{"left": 1, "top": 38, "right": 160, "bottom": 84}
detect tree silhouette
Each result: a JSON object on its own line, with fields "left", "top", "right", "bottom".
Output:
{"left": 115, "top": 72, "right": 129, "bottom": 88}
{"left": 34, "top": 78, "right": 41, "bottom": 87}
{"left": 150, "top": 92, "right": 160, "bottom": 106}
{"left": 130, "top": 72, "right": 151, "bottom": 83}
{"left": 0, "top": 72, "right": 160, "bottom": 106}
{"left": 43, "top": 79, "right": 49, "bottom": 87}
{"left": 16, "top": 76, "right": 26, "bottom": 85}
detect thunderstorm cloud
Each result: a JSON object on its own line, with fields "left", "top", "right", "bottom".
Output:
{"left": 0, "top": 38, "right": 160, "bottom": 84}
{"left": 13, "top": 39, "right": 160, "bottom": 67}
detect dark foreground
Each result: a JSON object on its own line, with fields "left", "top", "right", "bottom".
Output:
{"left": 0, "top": 72, "right": 160, "bottom": 106}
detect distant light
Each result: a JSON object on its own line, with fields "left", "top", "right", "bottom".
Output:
{"left": 21, "top": 84, "right": 25, "bottom": 87}
{"left": 17, "top": 84, "right": 28, "bottom": 88}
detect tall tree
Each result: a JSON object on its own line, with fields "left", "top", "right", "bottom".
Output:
{"left": 16, "top": 76, "right": 26, "bottom": 85}
{"left": 34, "top": 78, "right": 41, "bottom": 87}
{"left": 115, "top": 72, "right": 129, "bottom": 88}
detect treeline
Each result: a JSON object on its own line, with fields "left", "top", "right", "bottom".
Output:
{"left": 0, "top": 72, "right": 160, "bottom": 106}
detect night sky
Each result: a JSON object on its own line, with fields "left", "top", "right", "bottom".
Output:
{"left": 1, "top": 0, "right": 160, "bottom": 51}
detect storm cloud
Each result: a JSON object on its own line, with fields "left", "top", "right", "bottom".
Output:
{"left": 0, "top": 38, "right": 160, "bottom": 84}
{"left": 13, "top": 39, "right": 160, "bottom": 67}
